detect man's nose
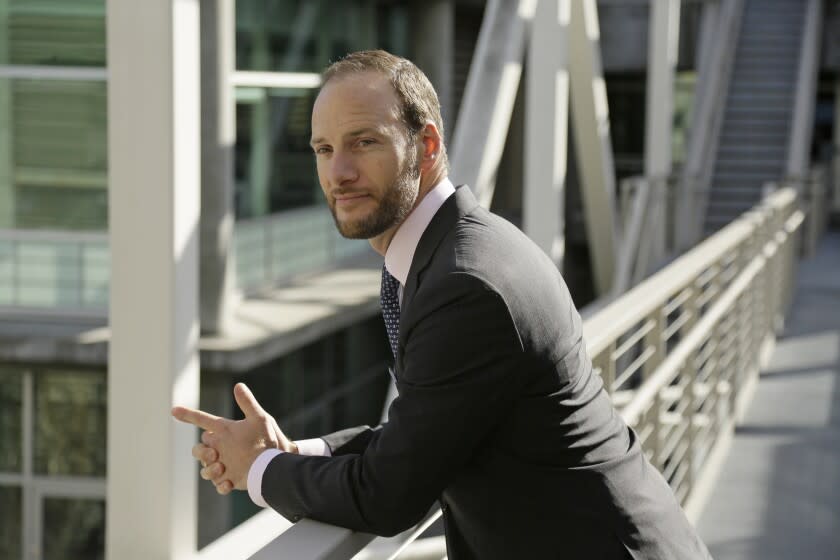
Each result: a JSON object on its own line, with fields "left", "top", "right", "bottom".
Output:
{"left": 328, "top": 152, "right": 359, "bottom": 186}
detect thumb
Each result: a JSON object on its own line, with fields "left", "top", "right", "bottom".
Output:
{"left": 233, "top": 383, "right": 266, "bottom": 419}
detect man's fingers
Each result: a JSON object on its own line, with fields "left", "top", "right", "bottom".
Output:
{"left": 191, "top": 443, "right": 218, "bottom": 465}
{"left": 201, "top": 430, "right": 220, "bottom": 448}
{"left": 200, "top": 462, "right": 225, "bottom": 481}
{"left": 172, "top": 406, "right": 224, "bottom": 432}
{"left": 215, "top": 480, "right": 233, "bottom": 495}
{"left": 233, "top": 382, "right": 267, "bottom": 419}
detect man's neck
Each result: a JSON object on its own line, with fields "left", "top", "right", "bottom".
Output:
{"left": 369, "top": 168, "right": 448, "bottom": 256}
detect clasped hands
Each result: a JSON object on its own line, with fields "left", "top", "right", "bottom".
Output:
{"left": 171, "top": 383, "right": 297, "bottom": 495}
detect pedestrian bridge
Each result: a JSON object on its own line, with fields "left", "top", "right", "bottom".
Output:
{"left": 189, "top": 180, "right": 838, "bottom": 559}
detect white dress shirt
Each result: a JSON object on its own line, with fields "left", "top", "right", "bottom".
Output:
{"left": 247, "top": 177, "right": 457, "bottom": 508}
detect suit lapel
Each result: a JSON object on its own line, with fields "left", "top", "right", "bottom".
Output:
{"left": 399, "top": 185, "right": 480, "bottom": 334}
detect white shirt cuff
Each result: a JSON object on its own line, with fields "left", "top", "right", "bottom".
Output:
{"left": 247, "top": 449, "right": 282, "bottom": 508}
{"left": 246, "top": 440, "right": 331, "bottom": 508}
{"left": 295, "top": 438, "right": 332, "bottom": 457}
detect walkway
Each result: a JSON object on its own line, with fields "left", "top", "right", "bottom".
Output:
{"left": 698, "top": 231, "right": 840, "bottom": 558}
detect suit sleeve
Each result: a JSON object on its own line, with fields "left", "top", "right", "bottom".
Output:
{"left": 260, "top": 273, "right": 525, "bottom": 536}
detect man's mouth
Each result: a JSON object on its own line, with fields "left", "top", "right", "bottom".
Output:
{"left": 334, "top": 192, "right": 371, "bottom": 206}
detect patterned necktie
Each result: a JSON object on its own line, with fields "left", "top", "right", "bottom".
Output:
{"left": 380, "top": 264, "right": 401, "bottom": 357}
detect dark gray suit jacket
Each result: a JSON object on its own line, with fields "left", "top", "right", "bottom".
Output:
{"left": 262, "top": 186, "right": 711, "bottom": 559}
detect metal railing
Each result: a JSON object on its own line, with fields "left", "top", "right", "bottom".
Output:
{"left": 0, "top": 228, "right": 109, "bottom": 316}
{"left": 775, "top": 165, "right": 831, "bottom": 257}
{"left": 234, "top": 205, "right": 371, "bottom": 295}
{"left": 0, "top": 206, "right": 372, "bottom": 314}
{"left": 202, "top": 186, "right": 803, "bottom": 559}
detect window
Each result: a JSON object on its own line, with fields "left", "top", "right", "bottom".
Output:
{"left": 0, "top": 365, "right": 106, "bottom": 560}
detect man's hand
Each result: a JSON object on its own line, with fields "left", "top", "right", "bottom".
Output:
{"left": 172, "top": 383, "right": 295, "bottom": 494}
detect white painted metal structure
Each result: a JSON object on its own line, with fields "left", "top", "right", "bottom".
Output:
{"left": 786, "top": 0, "right": 822, "bottom": 178}
{"left": 449, "top": 0, "right": 536, "bottom": 208}
{"left": 567, "top": 0, "right": 618, "bottom": 295}
{"left": 643, "top": 0, "right": 680, "bottom": 266}
{"left": 675, "top": 0, "right": 744, "bottom": 249}
{"left": 835, "top": 79, "right": 840, "bottom": 213}
{"left": 523, "top": 0, "right": 569, "bottom": 267}
{"left": 106, "top": 1, "right": 201, "bottom": 559}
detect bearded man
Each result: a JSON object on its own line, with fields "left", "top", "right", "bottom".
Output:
{"left": 174, "top": 50, "right": 711, "bottom": 560}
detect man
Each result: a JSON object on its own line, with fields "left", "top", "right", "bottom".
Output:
{"left": 173, "top": 50, "right": 711, "bottom": 559}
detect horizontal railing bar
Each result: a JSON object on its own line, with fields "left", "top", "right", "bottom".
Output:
{"left": 621, "top": 252, "right": 766, "bottom": 426}
{"left": 611, "top": 318, "right": 656, "bottom": 360}
{"left": 663, "top": 287, "right": 692, "bottom": 315}
{"left": 613, "top": 346, "right": 657, "bottom": 389}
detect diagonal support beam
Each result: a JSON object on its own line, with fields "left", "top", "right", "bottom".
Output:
{"left": 644, "top": 0, "right": 680, "bottom": 265}
{"left": 523, "top": 0, "right": 570, "bottom": 267}
{"left": 568, "top": 0, "right": 618, "bottom": 295}
{"left": 449, "top": 0, "right": 536, "bottom": 208}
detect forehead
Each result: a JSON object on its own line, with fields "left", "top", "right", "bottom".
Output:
{"left": 311, "top": 72, "right": 402, "bottom": 138}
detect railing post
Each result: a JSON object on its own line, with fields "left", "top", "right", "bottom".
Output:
{"left": 595, "top": 345, "right": 617, "bottom": 396}
{"left": 643, "top": 308, "right": 666, "bottom": 469}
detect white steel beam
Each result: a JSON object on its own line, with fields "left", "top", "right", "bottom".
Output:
{"left": 568, "top": 0, "right": 617, "bottom": 294}
{"left": 786, "top": 0, "right": 822, "bottom": 177}
{"left": 644, "top": 0, "right": 680, "bottom": 265}
{"left": 523, "top": 0, "right": 569, "bottom": 267}
{"left": 412, "top": 1, "right": 455, "bottom": 141}
{"left": 106, "top": 1, "right": 201, "bottom": 559}
{"left": 449, "top": 0, "right": 537, "bottom": 208}
{"left": 835, "top": 79, "right": 840, "bottom": 212}
{"left": 200, "top": 0, "right": 236, "bottom": 334}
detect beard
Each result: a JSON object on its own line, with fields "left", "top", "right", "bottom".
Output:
{"left": 329, "top": 151, "right": 421, "bottom": 239}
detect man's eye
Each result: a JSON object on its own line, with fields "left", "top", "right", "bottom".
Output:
{"left": 314, "top": 147, "right": 331, "bottom": 155}
{"left": 358, "top": 139, "right": 376, "bottom": 147}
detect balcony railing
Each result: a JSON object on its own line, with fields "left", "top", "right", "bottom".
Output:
{"left": 0, "top": 205, "right": 371, "bottom": 315}
{"left": 204, "top": 185, "right": 803, "bottom": 560}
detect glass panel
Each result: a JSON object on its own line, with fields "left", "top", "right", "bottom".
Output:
{"left": 0, "top": 77, "right": 108, "bottom": 231}
{"left": 235, "top": 88, "right": 320, "bottom": 218}
{"left": 1, "top": 0, "right": 107, "bottom": 67}
{"left": 0, "top": 367, "right": 22, "bottom": 472}
{"left": 34, "top": 369, "right": 107, "bottom": 476}
{"left": 235, "top": 0, "right": 377, "bottom": 73}
{"left": 42, "top": 497, "right": 105, "bottom": 560}
{"left": 0, "top": 485, "right": 22, "bottom": 559}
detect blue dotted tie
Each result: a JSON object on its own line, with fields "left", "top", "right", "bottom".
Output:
{"left": 380, "top": 265, "right": 401, "bottom": 357}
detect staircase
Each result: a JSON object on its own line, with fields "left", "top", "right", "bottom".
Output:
{"left": 704, "top": 0, "right": 807, "bottom": 234}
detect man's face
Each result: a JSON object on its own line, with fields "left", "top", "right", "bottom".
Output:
{"left": 310, "top": 72, "right": 421, "bottom": 239}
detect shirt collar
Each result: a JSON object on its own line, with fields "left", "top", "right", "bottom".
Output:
{"left": 384, "top": 177, "right": 456, "bottom": 285}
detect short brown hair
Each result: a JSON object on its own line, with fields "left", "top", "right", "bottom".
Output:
{"left": 322, "top": 50, "right": 449, "bottom": 170}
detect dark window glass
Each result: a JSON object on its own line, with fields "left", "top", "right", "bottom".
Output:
{"left": 234, "top": 89, "right": 320, "bottom": 218}
{"left": 235, "top": 0, "right": 377, "bottom": 73}
{"left": 0, "top": 78, "right": 108, "bottom": 230}
{"left": 42, "top": 497, "right": 105, "bottom": 560}
{"left": 34, "top": 370, "right": 107, "bottom": 476}
{"left": 0, "top": 485, "right": 22, "bottom": 559}
{"left": 0, "top": 368, "right": 23, "bottom": 472}
{"left": 1, "top": 0, "right": 106, "bottom": 67}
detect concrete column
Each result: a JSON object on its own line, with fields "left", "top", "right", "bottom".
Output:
{"left": 106, "top": 1, "right": 200, "bottom": 559}
{"left": 834, "top": 79, "right": 840, "bottom": 212}
{"left": 200, "top": 0, "right": 235, "bottom": 334}
{"left": 568, "top": 0, "right": 617, "bottom": 295}
{"left": 449, "top": 0, "right": 536, "bottom": 208}
{"left": 411, "top": 1, "right": 455, "bottom": 140}
{"left": 0, "top": 0, "right": 13, "bottom": 228}
{"left": 523, "top": 0, "right": 569, "bottom": 268}
{"left": 644, "top": 0, "right": 680, "bottom": 265}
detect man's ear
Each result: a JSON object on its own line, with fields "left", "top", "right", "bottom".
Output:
{"left": 419, "top": 123, "right": 442, "bottom": 171}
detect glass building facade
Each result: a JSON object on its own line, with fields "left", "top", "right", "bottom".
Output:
{"left": 0, "top": 0, "right": 403, "bottom": 556}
